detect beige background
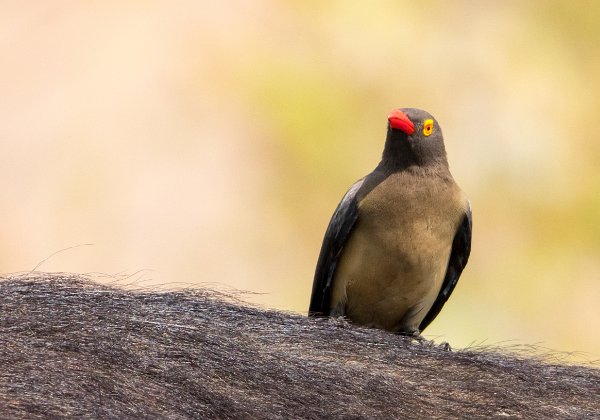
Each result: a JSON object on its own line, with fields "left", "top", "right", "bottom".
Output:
{"left": 1, "top": 1, "right": 599, "bottom": 360}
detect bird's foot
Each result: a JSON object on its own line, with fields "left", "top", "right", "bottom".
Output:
{"left": 400, "top": 330, "right": 430, "bottom": 346}
{"left": 437, "top": 341, "right": 452, "bottom": 351}
{"left": 405, "top": 333, "right": 452, "bottom": 351}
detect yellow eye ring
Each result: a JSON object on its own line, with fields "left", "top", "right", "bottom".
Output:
{"left": 423, "top": 119, "right": 434, "bottom": 137}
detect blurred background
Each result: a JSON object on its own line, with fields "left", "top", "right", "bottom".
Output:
{"left": 1, "top": 1, "right": 599, "bottom": 360}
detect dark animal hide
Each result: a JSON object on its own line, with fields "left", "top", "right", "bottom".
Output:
{"left": 0, "top": 273, "right": 598, "bottom": 419}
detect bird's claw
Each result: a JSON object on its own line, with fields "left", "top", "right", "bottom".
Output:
{"left": 438, "top": 341, "right": 452, "bottom": 351}
{"left": 406, "top": 334, "right": 452, "bottom": 351}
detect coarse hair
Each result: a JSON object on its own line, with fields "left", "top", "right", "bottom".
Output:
{"left": 0, "top": 272, "right": 598, "bottom": 419}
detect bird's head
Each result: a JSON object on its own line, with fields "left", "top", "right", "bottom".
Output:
{"left": 384, "top": 108, "right": 448, "bottom": 168}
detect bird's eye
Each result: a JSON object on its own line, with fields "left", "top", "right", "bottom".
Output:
{"left": 423, "top": 119, "right": 434, "bottom": 137}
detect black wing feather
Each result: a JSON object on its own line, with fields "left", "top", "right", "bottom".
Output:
{"left": 419, "top": 203, "right": 472, "bottom": 332}
{"left": 308, "top": 179, "right": 364, "bottom": 316}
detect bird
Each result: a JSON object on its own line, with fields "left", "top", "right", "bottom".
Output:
{"left": 308, "top": 108, "right": 472, "bottom": 336}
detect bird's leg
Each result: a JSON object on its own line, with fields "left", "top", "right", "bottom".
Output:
{"left": 398, "top": 329, "right": 428, "bottom": 345}
{"left": 400, "top": 330, "right": 452, "bottom": 351}
{"left": 437, "top": 341, "right": 452, "bottom": 351}
{"left": 409, "top": 332, "right": 434, "bottom": 347}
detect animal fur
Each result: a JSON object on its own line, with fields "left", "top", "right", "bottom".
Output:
{"left": 0, "top": 273, "right": 598, "bottom": 419}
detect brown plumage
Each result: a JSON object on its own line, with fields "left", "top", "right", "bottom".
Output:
{"left": 309, "top": 108, "right": 472, "bottom": 335}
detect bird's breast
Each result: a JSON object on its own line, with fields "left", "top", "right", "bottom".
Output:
{"left": 330, "top": 172, "right": 465, "bottom": 332}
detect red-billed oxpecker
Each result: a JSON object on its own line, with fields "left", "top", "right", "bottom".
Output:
{"left": 309, "top": 108, "right": 472, "bottom": 336}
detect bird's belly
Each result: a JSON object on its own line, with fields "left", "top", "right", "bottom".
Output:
{"left": 331, "top": 220, "right": 452, "bottom": 333}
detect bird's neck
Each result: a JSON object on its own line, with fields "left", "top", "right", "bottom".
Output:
{"left": 381, "top": 130, "right": 416, "bottom": 169}
{"left": 380, "top": 129, "right": 450, "bottom": 174}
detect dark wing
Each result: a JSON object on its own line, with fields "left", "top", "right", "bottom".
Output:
{"left": 418, "top": 201, "right": 472, "bottom": 332}
{"left": 308, "top": 179, "right": 364, "bottom": 316}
